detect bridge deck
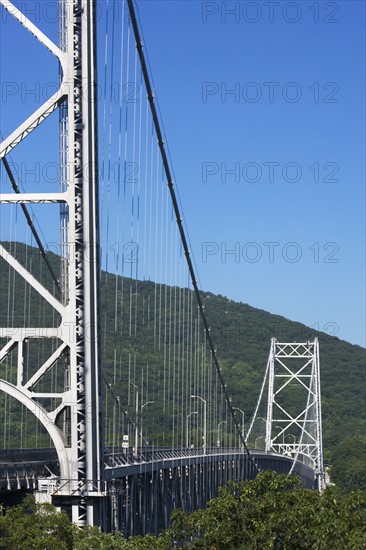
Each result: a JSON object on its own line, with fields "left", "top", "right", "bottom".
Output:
{"left": 1, "top": 447, "right": 315, "bottom": 490}
{"left": 0, "top": 446, "right": 315, "bottom": 536}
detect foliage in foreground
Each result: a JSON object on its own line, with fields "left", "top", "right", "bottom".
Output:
{"left": 1, "top": 472, "right": 366, "bottom": 549}
{"left": 0, "top": 494, "right": 170, "bottom": 550}
{"left": 169, "top": 470, "right": 366, "bottom": 549}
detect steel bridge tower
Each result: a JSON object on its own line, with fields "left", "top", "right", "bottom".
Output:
{"left": 265, "top": 338, "right": 325, "bottom": 491}
{"left": 0, "top": 0, "right": 105, "bottom": 526}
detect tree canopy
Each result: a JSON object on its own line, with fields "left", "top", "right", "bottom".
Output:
{"left": 169, "top": 470, "right": 366, "bottom": 549}
{"left": 1, "top": 472, "right": 366, "bottom": 549}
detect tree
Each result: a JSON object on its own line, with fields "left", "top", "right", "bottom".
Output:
{"left": 169, "top": 471, "right": 366, "bottom": 549}
{"left": 0, "top": 495, "right": 73, "bottom": 550}
{"left": 1, "top": 477, "right": 366, "bottom": 549}
{"left": 0, "top": 495, "right": 170, "bottom": 550}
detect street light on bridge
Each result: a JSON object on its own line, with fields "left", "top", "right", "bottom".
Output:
{"left": 186, "top": 411, "right": 198, "bottom": 448}
{"left": 255, "top": 436, "right": 264, "bottom": 449}
{"left": 130, "top": 381, "right": 139, "bottom": 458}
{"left": 256, "top": 416, "right": 269, "bottom": 452}
{"left": 191, "top": 395, "right": 207, "bottom": 454}
{"left": 217, "top": 420, "right": 227, "bottom": 447}
{"left": 233, "top": 407, "right": 245, "bottom": 448}
{"left": 275, "top": 425, "right": 285, "bottom": 449}
{"left": 140, "top": 401, "right": 154, "bottom": 449}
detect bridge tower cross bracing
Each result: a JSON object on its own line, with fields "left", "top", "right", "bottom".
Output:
{"left": 0, "top": 0, "right": 105, "bottom": 526}
{"left": 265, "top": 338, "right": 325, "bottom": 491}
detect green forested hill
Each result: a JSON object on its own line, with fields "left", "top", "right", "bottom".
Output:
{"left": 0, "top": 242, "right": 365, "bottom": 493}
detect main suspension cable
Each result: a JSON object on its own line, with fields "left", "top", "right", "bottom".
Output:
{"left": 127, "top": 0, "right": 257, "bottom": 469}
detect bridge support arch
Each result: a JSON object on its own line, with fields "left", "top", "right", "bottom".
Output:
{"left": 0, "top": 379, "right": 70, "bottom": 480}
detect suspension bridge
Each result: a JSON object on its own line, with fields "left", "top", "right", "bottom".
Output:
{"left": 0, "top": 0, "right": 325, "bottom": 536}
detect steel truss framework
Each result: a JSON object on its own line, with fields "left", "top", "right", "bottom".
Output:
{"left": 103, "top": 451, "right": 314, "bottom": 537}
{"left": 265, "top": 338, "right": 325, "bottom": 491}
{"left": 1, "top": 447, "right": 316, "bottom": 536}
{"left": 109, "top": 458, "right": 256, "bottom": 537}
{"left": 0, "top": 0, "right": 105, "bottom": 526}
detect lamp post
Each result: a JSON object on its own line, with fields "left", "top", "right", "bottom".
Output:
{"left": 191, "top": 395, "right": 207, "bottom": 453}
{"left": 186, "top": 411, "right": 198, "bottom": 448}
{"left": 217, "top": 420, "right": 227, "bottom": 447}
{"left": 288, "top": 433, "right": 296, "bottom": 455}
{"left": 130, "top": 381, "right": 139, "bottom": 458}
{"left": 140, "top": 401, "right": 154, "bottom": 449}
{"left": 255, "top": 436, "right": 264, "bottom": 449}
{"left": 276, "top": 425, "right": 285, "bottom": 451}
{"left": 134, "top": 388, "right": 139, "bottom": 458}
{"left": 257, "top": 416, "right": 269, "bottom": 453}
{"left": 233, "top": 407, "right": 245, "bottom": 448}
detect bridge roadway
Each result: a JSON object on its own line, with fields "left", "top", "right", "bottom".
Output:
{"left": 0, "top": 447, "right": 315, "bottom": 536}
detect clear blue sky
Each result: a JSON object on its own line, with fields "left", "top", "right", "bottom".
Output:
{"left": 1, "top": 0, "right": 365, "bottom": 348}
{"left": 137, "top": 0, "right": 366, "bottom": 348}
